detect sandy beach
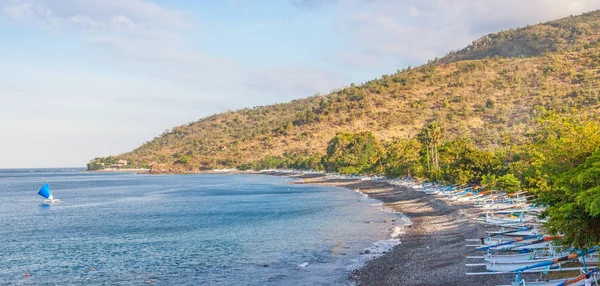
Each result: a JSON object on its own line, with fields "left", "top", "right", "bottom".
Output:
{"left": 260, "top": 171, "right": 516, "bottom": 286}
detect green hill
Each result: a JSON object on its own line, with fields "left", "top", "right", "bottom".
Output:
{"left": 88, "top": 10, "right": 600, "bottom": 172}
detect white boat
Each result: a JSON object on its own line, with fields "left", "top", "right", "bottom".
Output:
{"left": 481, "top": 237, "right": 508, "bottom": 245}
{"left": 481, "top": 236, "right": 537, "bottom": 246}
{"left": 484, "top": 212, "right": 536, "bottom": 226}
{"left": 580, "top": 253, "right": 599, "bottom": 265}
{"left": 486, "top": 257, "right": 555, "bottom": 272}
{"left": 512, "top": 268, "right": 598, "bottom": 285}
{"left": 492, "top": 241, "right": 550, "bottom": 251}
{"left": 502, "top": 229, "right": 539, "bottom": 236}
{"left": 485, "top": 252, "right": 537, "bottom": 263}
{"left": 487, "top": 229, "right": 539, "bottom": 237}
{"left": 39, "top": 183, "right": 61, "bottom": 204}
{"left": 512, "top": 279, "right": 587, "bottom": 286}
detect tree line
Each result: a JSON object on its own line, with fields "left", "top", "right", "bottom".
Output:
{"left": 241, "top": 110, "right": 600, "bottom": 248}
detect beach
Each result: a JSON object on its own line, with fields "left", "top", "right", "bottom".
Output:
{"left": 261, "top": 171, "right": 513, "bottom": 286}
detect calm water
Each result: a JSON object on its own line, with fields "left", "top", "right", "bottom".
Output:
{"left": 0, "top": 170, "right": 406, "bottom": 285}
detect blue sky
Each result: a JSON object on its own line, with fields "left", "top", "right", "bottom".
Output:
{"left": 2, "top": 0, "right": 600, "bottom": 168}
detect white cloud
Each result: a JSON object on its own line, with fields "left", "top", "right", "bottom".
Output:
{"left": 335, "top": 0, "right": 600, "bottom": 68}
{"left": 0, "top": 0, "right": 202, "bottom": 84}
{"left": 1, "top": 0, "right": 187, "bottom": 30}
{"left": 0, "top": 0, "right": 195, "bottom": 64}
{"left": 1, "top": 0, "right": 343, "bottom": 102}
{"left": 409, "top": 6, "right": 419, "bottom": 17}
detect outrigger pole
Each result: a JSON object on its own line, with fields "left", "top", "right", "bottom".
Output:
{"left": 511, "top": 247, "right": 599, "bottom": 273}
{"left": 511, "top": 247, "right": 599, "bottom": 284}
{"left": 476, "top": 235, "right": 540, "bottom": 251}
{"left": 493, "top": 236, "right": 562, "bottom": 252}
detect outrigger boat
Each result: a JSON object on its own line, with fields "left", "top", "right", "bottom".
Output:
{"left": 490, "top": 236, "right": 562, "bottom": 252}
{"left": 487, "top": 257, "right": 557, "bottom": 272}
{"left": 487, "top": 226, "right": 540, "bottom": 237}
{"left": 510, "top": 248, "right": 600, "bottom": 286}
{"left": 511, "top": 268, "right": 598, "bottom": 286}
{"left": 581, "top": 253, "right": 600, "bottom": 265}
{"left": 483, "top": 211, "right": 537, "bottom": 226}
{"left": 467, "top": 237, "right": 564, "bottom": 272}
{"left": 424, "top": 179, "right": 600, "bottom": 285}
{"left": 38, "top": 183, "right": 61, "bottom": 204}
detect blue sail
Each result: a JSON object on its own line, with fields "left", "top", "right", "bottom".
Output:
{"left": 38, "top": 183, "right": 52, "bottom": 199}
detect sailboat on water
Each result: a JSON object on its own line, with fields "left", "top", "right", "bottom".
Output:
{"left": 39, "top": 183, "right": 61, "bottom": 204}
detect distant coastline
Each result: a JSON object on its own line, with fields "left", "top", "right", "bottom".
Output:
{"left": 89, "top": 168, "right": 151, "bottom": 173}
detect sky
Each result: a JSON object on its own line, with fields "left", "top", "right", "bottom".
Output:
{"left": 2, "top": 0, "right": 600, "bottom": 168}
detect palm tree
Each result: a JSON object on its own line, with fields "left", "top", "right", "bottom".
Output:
{"left": 428, "top": 121, "right": 445, "bottom": 171}
{"left": 419, "top": 122, "right": 445, "bottom": 172}
{"left": 417, "top": 127, "right": 432, "bottom": 172}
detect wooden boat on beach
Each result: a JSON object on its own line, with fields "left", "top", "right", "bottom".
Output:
{"left": 485, "top": 252, "right": 537, "bottom": 263}
{"left": 510, "top": 267, "right": 599, "bottom": 286}
{"left": 487, "top": 228, "right": 540, "bottom": 237}
{"left": 580, "top": 253, "right": 600, "bottom": 265}
{"left": 486, "top": 257, "right": 556, "bottom": 272}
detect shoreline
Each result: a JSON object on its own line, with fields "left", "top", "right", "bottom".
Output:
{"left": 110, "top": 168, "right": 527, "bottom": 285}
{"left": 89, "top": 168, "right": 151, "bottom": 172}
{"left": 258, "top": 171, "right": 510, "bottom": 286}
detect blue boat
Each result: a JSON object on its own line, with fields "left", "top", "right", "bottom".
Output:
{"left": 38, "top": 183, "right": 60, "bottom": 204}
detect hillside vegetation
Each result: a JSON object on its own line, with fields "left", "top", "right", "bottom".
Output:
{"left": 441, "top": 10, "right": 600, "bottom": 63}
{"left": 89, "top": 10, "right": 600, "bottom": 172}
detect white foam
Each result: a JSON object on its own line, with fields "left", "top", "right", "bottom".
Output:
{"left": 370, "top": 202, "right": 384, "bottom": 207}
{"left": 351, "top": 188, "right": 369, "bottom": 198}
{"left": 345, "top": 183, "right": 414, "bottom": 271}
{"left": 390, "top": 226, "right": 404, "bottom": 239}
{"left": 346, "top": 238, "right": 401, "bottom": 271}
{"left": 345, "top": 216, "right": 411, "bottom": 271}
{"left": 298, "top": 262, "right": 309, "bottom": 268}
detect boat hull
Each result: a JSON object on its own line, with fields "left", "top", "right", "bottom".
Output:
{"left": 579, "top": 253, "right": 599, "bottom": 265}
{"left": 492, "top": 242, "right": 549, "bottom": 251}
{"left": 485, "top": 258, "right": 554, "bottom": 272}
{"left": 512, "top": 279, "right": 587, "bottom": 286}
{"left": 485, "top": 252, "right": 536, "bottom": 263}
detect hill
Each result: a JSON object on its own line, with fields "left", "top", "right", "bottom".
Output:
{"left": 88, "top": 10, "right": 600, "bottom": 172}
{"left": 440, "top": 10, "right": 600, "bottom": 63}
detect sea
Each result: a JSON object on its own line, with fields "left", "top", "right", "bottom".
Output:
{"left": 0, "top": 169, "right": 409, "bottom": 285}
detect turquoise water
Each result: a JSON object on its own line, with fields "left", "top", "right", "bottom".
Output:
{"left": 0, "top": 170, "right": 405, "bottom": 285}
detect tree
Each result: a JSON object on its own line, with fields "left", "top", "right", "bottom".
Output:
{"left": 323, "top": 131, "right": 384, "bottom": 174}
{"left": 86, "top": 160, "right": 105, "bottom": 171}
{"left": 510, "top": 111, "right": 600, "bottom": 248}
{"left": 176, "top": 155, "right": 191, "bottom": 165}
{"left": 384, "top": 138, "right": 423, "bottom": 177}
{"left": 256, "top": 155, "right": 285, "bottom": 170}
{"left": 417, "top": 127, "right": 432, "bottom": 172}
{"left": 496, "top": 174, "right": 521, "bottom": 193}
{"left": 481, "top": 174, "right": 498, "bottom": 190}
{"left": 417, "top": 122, "right": 445, "bottom": 174}
{"left": 545, "top": 146, "right": 600, "bottom": 248}
{"left": 438, "top": 139, "right": 503, "bottom": 185}
{"left": 516, "top": 111, "right": 600, "bottom": 196}
{"left": 429, "top": 121, "right": 445, "bottom": 171}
